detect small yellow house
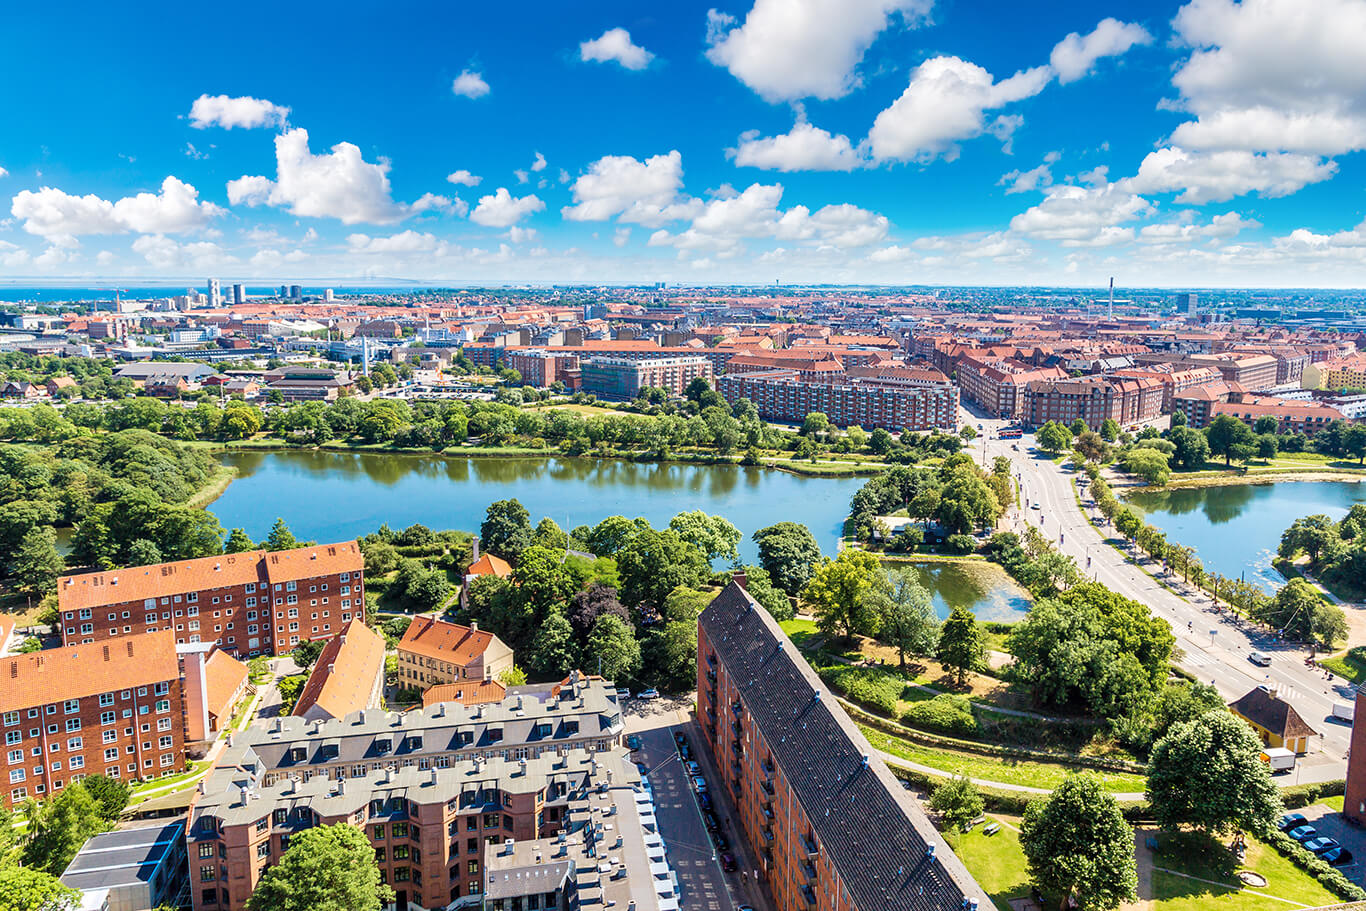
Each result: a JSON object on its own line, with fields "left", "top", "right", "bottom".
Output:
{"left": 1230, "top": 687, "right": 1318, "bottom": 755}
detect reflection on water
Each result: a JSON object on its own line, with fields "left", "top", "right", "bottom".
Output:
{"left": 904, "top": 561, "right": 1032, "bottom": 622}
{"left": 210, "top": 450, "right": 866, "bottom": 563}
{"left": 1127, "top": 480, "right": 1366, "bottom": 592}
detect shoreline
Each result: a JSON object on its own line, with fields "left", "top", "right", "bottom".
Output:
{"left": 1135, "top": 469, "right": 1366, "bottom": 492}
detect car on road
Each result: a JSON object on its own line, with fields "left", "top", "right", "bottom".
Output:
{"left": 616, "top": 688, "right": 631, "bottom": 701}
{"left": 702, "top": 811, "right": 719, "bottom": 831}
{"left": 1249, "top": 651, "right": 1273, "bottom": 667}
{"left": 698, "top": 792, "right": 712, "bottom": 810}
{"left": 685, "top": 761, "right": 701, "bottom": 776}
{"left": 1323, "top": 846, "right": 1354, "bottom": 867}
{"left": 1305, "top": 837, "right": 1341, "bottom": 855}
{"left": 711, "top": 831, "right": 729, "bottom": 851}
{"left": 1031, "top": 503, "right": 1041, "bottom": 510}
{"left": 626, "top": 735, "right": 642, "bottom": 751}
{"left": 692, "top": 776, "right": 708, "bottom": 793}
{"left": 721, "top": 853, "right": 737, "bottom": 872}
{"left": 738, "top": 905, "right": 756, "bottom": 911}
{"left": 673, "top": 732, "right": 687, "bottom": 746}
{"left": 1288, "top": 825, "right": 1318, "bottom": 842}
{"left": 1278, "top": 813, "right": 1307, "bottom": 831}
{"left": 639, "top": 688, "right": 660, "bottom": 700}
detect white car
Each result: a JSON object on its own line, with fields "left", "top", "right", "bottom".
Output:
{"left": 1249, "top": 651, "right": 1272, "bottom": 667}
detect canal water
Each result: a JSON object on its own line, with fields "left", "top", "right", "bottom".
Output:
{"left": 1126, "top": 479, "right": 1366, "bottom": 591}
{"left": 898, "top": 560, "right": 1032, "bottom": 622}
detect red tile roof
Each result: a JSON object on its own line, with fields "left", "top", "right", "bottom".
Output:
{"left": 203, "top": 649, "right": 248, "bottom": 723}
{"left": 398, "top": 616, "right": 500, "bottom": 665}
{"left": 466, "top": 554, "right": 512, "bottom": 579}
{"left": 421, "top": 679, "right": 507, "bottom": 708}
{"left": 292, "top": 619, "right": 385, "bottom": 720}
{"left": 1, "top": 631, "right": 179, "bottom": 709}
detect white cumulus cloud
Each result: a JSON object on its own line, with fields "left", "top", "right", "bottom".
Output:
{"left": 189, "top": 94, "right": 290, "bottom": 130}
{"left": 1009, "top": 183, "right": 1154, "bottom": 246}
{"left": 705, "top": 0, "right": 932, "bottom": 102}
{"left": 867, "top": 56, "right": 1053, "bottom": 163}
{"left": 452, "top": 70, "right": 491, "bottom": 99}
{"left": 562, "top": 151, "right": 701, "bottom": 227}
{"left": 580, "top": 28, "right": 655, "bottom": 70}
{"left": 732, "top": 121, "right": 864, "bottom": 171}
{"left": 446, "top": 169, "right": 482, "bottom": 187}
{"left": 650, "top": 182, "right": 889, "bottom": 253}
{"left": 11, "top": 177, "right": 224, "bottom": 242}
{"left": 470, "top": 188, "right": 544, "bottom": 227}
{"left": 1123, "top": 146, "right": 1337, "bottom": 203}
{"left": 1049, "top": 18, "right": 1152, "bottom": 84}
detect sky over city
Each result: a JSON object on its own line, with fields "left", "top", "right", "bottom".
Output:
{"left": 4, "top": 0, "right": 1366, "bottom": 287}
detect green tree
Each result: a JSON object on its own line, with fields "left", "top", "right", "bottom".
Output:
{"left": 527, "top": 609, "right": 577, "bottom": 680}
{"left": 1345, "top": 424, "right": 1366, "bottom": 465}
{"left": 1278, "top": 514, "right": 1338, "bottom": 567}
{"left": 0, "top": 865, "right": 79, "bottom": 911}
{"left": 480, "top": 499, "right": 533, "bottom": 564}
{"left": 1205, "top": 413, "right": 1255, "bottom": 466}
{"left": 875, "top": 568, "right": 939, "bottom": 668}
{"left": 1020, "top": 773, "right": 1137, "bottom": 911}
{"left": 1099, "top": 418, "right": 1120, "bottom": 442}
{"left": 928, "top": 775, "right": 984, "bottom": 832}
{"left": 290, "top": 638, "right": 326, "bottom": 671}
{"left": 80, "top": 774, "right": 131, "bottom": 823}
{"left": 935, "top": 466, "right": 1001, "bottom": 534}
{"left": 802, "top": 550, "right": 881, "bottom": 640}
{"left": 21, "top": 783, "right": 108, "bottom": 875}
{"left": 264, "top": 518, "right": 298, "bottom": 551}
{"left": 616, "top": 528, "right": 709, "bottom": 613}
{"left": 9, "top": 526, "right": 65, "bottom": 596}
{"left": 935, "top": 605, "right": 984, "bottom": 686}
{"left": 752, "top": 522, "right": 823, "bottom": 596}
{"left": 668, "top": 511, "right": 741, "bottom": 562}
{"left": 1119, "top": 447, "right": 1170, "bottom": 486}
{"left": 585, "top": 615, "right": 641, "bottom": 683}
{"left": 1069, "top": 418, "right": 1088, "bottom": 436}
{"left": 246, "top": 823, "right": 393, "bottom": 911}
{"left": 1036, "top": 421, "right": 1072, "bottom": 453}
{"left": 511, "top": 545, "right": 575, "bottom": 618}
{"left": 224, "top": 528, "right": 257, "bottom": 553}
{"left": 498, "top": 665, "right": 528, "bottom": 686}
{"left": 801, "top": 411, "right": 830, "bottom": 437}
{"left": 737, "top": 565, "right": 792, "bottom": 621}
{"left": 1167, "top": 425, "right": 1209, "bottom": 470}
{"left": 1146, "top": 711, "right": 1281, "bottom": 836}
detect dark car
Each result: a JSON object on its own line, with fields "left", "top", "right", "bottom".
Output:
{"left": 626, "top": 735, "right": 642, "bottom": 751}
{"left": 1323, "top": 846, "right": 1355, "bottom": 867}
{"left": 1288, "top": 825, "right": 1318, "bottom": 842}
{"left": 674, "top": 732, "right": 688, "bottom": 748}
{"left": 1305, "top": 837, "right": 1341, "bottom": 855}
{"left": 721, "top": 853, "right": 738, "bottom": 872}
{"left": 702, "top": 811, "right": 719, "bottom": 832}
{"left": 711, "top": 831, "right": 729, "bottom": 851}
{"left": 698, "top": 793, "right": 712, "bottom": 811}
{"left": 1278, "top": 813, "right": 1307, "bottom": 831}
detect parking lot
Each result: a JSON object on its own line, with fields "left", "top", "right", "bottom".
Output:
{"left": 1288, "top": 803, "right": 1364, "bottom": 883}
{"left": 624, "top": 695, "right": 772, "bottom": 911}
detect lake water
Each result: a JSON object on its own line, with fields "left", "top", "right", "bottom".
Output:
{"left": 1126, "top": 480, "right": 1366, "bottom": 591}
{"left": 901, "top": 560, "right": 1032, "bottom": 622}
{"left": 209, "top": 450, "right": 867, "bottom": 564}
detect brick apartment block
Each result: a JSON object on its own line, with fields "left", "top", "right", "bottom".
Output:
{"left": 58, "top": 543, "right": 365, "bottom": 659}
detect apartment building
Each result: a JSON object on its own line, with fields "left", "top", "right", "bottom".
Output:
{"left": 697, "top": 581, "right": 989, "bottom": 911}
{"left": 717, "top": 368, "right": 958, "bottom": 431}
{"left": 1323, "top": 355, "right": 1366, "bottom": 391}
{"left": 1, "top": 632, "right": 186, "bottom": 809}
{"left": 1210, "top": 398, "right": 1350, "bottom": 436}
{"left": 57, "top": 543, "right": 365, "bottom": 659}
{"left": 578, "top": 355, "right": 712, "bottom": 400}
{"left": 1019, "top": 375, "right": 1164, "bottom": 427}
{"left": 1111, "top": 365, "right": 1221, "bottom": 412}
{"left": 955, "top": 356, "right": 1067, "bottom": 418}
{"left": 503, "top": 349, "right": 581, "bottom": 388}
{"left": 292, "top": 619, "right": 386, "bottom": 722}
{"left": 396, "top": 618, "right": 515, "bottom": 693}
{"left": 186, "top": 677, "right": 626, "bottom": 911}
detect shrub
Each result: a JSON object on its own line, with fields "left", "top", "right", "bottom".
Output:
{"left": 900, "top": 695, "right": 979, "bottom": 737}
{"left": 944, "top": 534, "right": 978, "bottom": 554}
{"left": 818, "top": 665, "right": 905, "bottom": 716}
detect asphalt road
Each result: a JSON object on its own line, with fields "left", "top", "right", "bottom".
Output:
{"left": 966, "top": 408, "right": 1353, "bottom": 776}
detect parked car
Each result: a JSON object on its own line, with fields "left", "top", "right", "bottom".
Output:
{"left": 626, "top": 735, "right": 642, "bottom": 751}
{"left": 1249, "top": 651, "right": 1272, "bottom": 667}
{"left": 702, "top": 811, "right": 719, "bottom": 832}
{"left": 1278, "top": 813, "right": 1307, "bottom": 831}
{"left": 1305, "top": 837, "right": 1341, "bottom": 855}
{"left": 685, "top": 761, "right": 701, "bottom": 776}
{"left": 1288, "top": 825, "right": 1318, "bottom": 842}
{"left": 692, "top": 776, "right": 708, "bottom": 793}
{"left": 616, "top": 688, "right": 631, "bottom": 701}
{"left": 721, "top": 853, "right": 738, "bottom": 872}
{"left": 711, "top": 831, "right": 729, "bottom": 851}
{"left": 640, "top": 688, "right": 660, "bottom": 700}
{"left": 1323, "top": 846, "right": 1354, "bottom": 867}
{"left": 679, "top": 743, "right": 691, "bottom": 760}
{"left": 698, "top": 793, "right": 712, "bottom": 810}
{"left": 1031, "top": 502, "right": 1041, "bottom": 510}
{"left": 673, "top": 732, "right": 687, "bottom": 747}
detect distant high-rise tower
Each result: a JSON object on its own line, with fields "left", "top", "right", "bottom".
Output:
{"left": 324, "top": 288, "right": 334, "bottom": 302}
{"left": 232, "top": 283, "right": 245, "bottom": 305}
{"left": 279, "top": 285, "right": 289, "bottom": 298}
{"left": 1178, "top": 292, "right": 1198, "bottom": 315}
{"left": 207, "top": 278, "right": 221, "bottom": 307}
{"left": 1108, "top": 277, "right": 1115, "bottom": 321}
{"left": 289, "top": 285, "right": 302, "bottom": 300}
{"left": 361, "top": 335, "right": 371, "bottom": 377}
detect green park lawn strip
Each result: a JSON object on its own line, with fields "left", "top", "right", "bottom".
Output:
{"left": 944, "top": 818, "right": 1031, "bottom": 911}
{"left": 1150, "top": 832, "right": 1338, "bottom": 911}
{"left": 858, "top": 724, "right": 1146, "bottom": 794}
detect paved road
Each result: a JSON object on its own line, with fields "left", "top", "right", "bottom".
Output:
{"left": 967, "top": 408, "right": 1352, "bottom": 777}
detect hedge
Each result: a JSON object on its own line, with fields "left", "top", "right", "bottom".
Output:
{"left": 818, "top": 664, "right": 907, "bottom": 717}
{"left": 899, "top": 695, "right": 979, "bottom": 738}
{"left": 887, "top": 765, "right": 1151, "bottom": 820}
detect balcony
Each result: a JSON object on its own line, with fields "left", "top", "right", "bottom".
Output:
{"left": 730, "top": 701, "right": 743, "bottom": 717}
{"left": 800, "top": 859, "right": 817, "bottom": 880}
{"left": 730, "top": 719, "right": 743, "bottom": 738}
{"left": 800, "top": 884, "right": 817, "bottom": 906}
{"left": 760, "top": 759, "right": 774, "bottom": 777}
{"left": 800, "top": 834, "right": 818, "bottom": 856}
{"left": 760, "top": 780, "right": 775, "bottom": 797}
{"left": 761, "top": 827, "right": 775, "bottom": 843}
{"left": 730, "top": 739, "right": 743, "bottom": 756}
{"left": 762, "top": 805, "right": 774, "bottom": 821}
{"left": 705, "top": 669, "right": 717, "bottom": 684}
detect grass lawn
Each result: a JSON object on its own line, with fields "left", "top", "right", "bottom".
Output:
{"left": 1321, "top": 650, "right": 1366, "bottom": 684}
{"left": 1318, "top": 794, "right": 1345, "bottom": 812}
{"left": 859, "top": 724, "right": 1146, "bottom": 794}
{"left": 944, "top": 817, "right": 1031, "bottom": 911}
{"left": 1149, "top": 831, "right": 1339, "bottom": 910}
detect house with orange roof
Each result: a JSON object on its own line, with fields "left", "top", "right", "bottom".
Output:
{"left": 420, "top": 678, "right": 507, "bottom": 709}
{"left": 396, "top": 616, "right": 514, "bottom": 692}
{"left": 291, "top": 619, "right": 385, "bottom": 722}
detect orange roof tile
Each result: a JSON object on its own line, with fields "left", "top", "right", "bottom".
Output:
{"left": 398, "top": 616, "right": 501, "bottom": 666}
{"left": 0, "top": 631, "right": 179, "bottom": 709}
{"left": 420, "top": 679, "right": 507, "bottom": 708}
{"left": 292, "top": 620, "right": 385, "bottom": 720}
{"left": 466, "top": 554, "right": 512, "bottom": 579}
{"left": 203, "top": 648, "right": 248, "bottom": 721}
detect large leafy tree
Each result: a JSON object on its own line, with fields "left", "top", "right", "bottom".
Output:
{"left": 1167, "top": 425, "right": 1210, "bottom": 470}
{"left": 528, "top": 608, "right": 577, "bottom": 680}
{"left": 668, "top": 511, "right": 741, "bottom": 562}
{"left": 246, "top": 823, "right": 392, "bottom": 911}
{"left": 21, "top": 783, "right": 107, "bottom": 875}
{"left": 935, "top": 466, "right": 1001, "bottom": 534}
{"left": 480, "top": 499, "right": 533, "bottom": 564}
{"left": 616, "top": 528, "right": 708, "bottom": 614}
{"left": 1036, "top": 421, "right": 1073, "bottom": 454}
{"left": 802, "top": 550, "right": 881, "bottom": 640}
{"left": 510, "top": 545, "right": 576, "bottom": 618}
{"left": 935, "top": 605, "right": 984, "bottom": 686}
{"left": 585, "top": 615, "right": 642, "bottom": 683}
{"left": 0, "top": 865, "right": 79, "bottom": 911}
{"left": 9, "top": 526, "right": 65, "bottom": 596}
{"left": 1147, "top": 711, "right": 1281, "bottom": 836}
{"left": 565, "top": 583, "right": 630, "bottom": 642}
{"left": 80, "top": 774, "right": 131, "bottom": 823}
{"left": 928, "top": 775, "right": 984, "bottom": 832}
{"left": 874, "top": 568, "right": 939, "bottom": 668}
{"left": 1278, "top": 514, "right": 1340, "bottom": 567}
{"left": 1205, "top": 413, "right": 1255, "bottom": 466}
{"left": 752, "top": 522, "right": 823, "bottom": 596}
{"left": 1020, "top": 773, "right": 1137, "bottom": 911}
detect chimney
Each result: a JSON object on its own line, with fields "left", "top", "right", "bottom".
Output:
{"left": 732, "top": 571, "right": 747, "bottom": 591}
{"left": 472, "top": 538, "right": 480, "bottom": 562}
{"left": 469, "top": 620, "right": 478, "bottom": 633}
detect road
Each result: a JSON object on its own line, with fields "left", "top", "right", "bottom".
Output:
{"left": 966, "top": 407, "right": 1353, "bottom": 776}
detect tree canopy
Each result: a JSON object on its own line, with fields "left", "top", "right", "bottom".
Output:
{"left": 1020, "top": 773, "right": 1137, "bottom": 911}
{"left": 246, "top": 823, "right": 393, "bottom": 911}
{"left": 1146, "top": 711, "right": 1281, "bottom": 836}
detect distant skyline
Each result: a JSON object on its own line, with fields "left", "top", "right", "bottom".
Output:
{"left": 3, "top": 0, "right": 1366, "bottom": 287}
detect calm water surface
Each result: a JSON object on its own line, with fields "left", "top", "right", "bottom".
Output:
{"left": 1126, "top": 480, "right": 1366, "bottom": 591}
{"left": 210, "top": 450, "right": 867, "bottom": 564}
{"left": 903, "top": 561, "right": 1032, "bottom": 622}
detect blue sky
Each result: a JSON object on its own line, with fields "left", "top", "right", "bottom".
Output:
{"left": 3, "top": 0, "right": 1366, "bottom": 287}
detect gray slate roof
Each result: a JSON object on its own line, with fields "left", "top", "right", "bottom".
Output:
{"left": 699, "top": 581, "right": 990, "bottom": 911}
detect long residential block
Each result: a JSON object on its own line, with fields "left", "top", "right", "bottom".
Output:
{"left": 697, "top": 580, "right": 989, "bottom": 911}
{"left": 58, "top": 542, "right": 365, "bottom": 659}
{"left": 717, "top": 368, "right": 958, "bottom": 430}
